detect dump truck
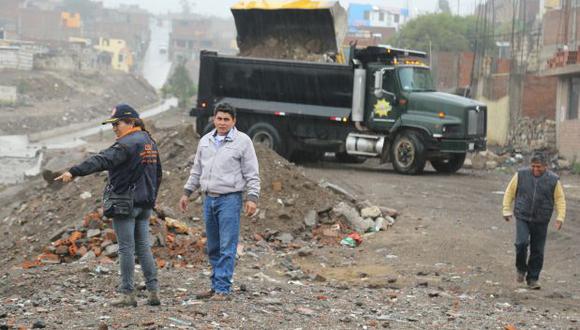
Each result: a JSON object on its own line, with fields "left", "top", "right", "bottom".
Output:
{"left": 190, "top": 1, "right": 487, "bottom": 174}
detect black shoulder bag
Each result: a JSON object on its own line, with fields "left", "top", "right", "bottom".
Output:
{"left": 102, "top": 159, "right": 144, "bottom": 218}
{"left": 102, "top": 183, "right": 136, "bottom": 218}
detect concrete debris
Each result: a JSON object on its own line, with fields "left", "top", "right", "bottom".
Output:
{"left": 360, "top": 206, "right": 382, "bottom": 219}
{"left": 333, "top": 202, "right": 374, "bottom": 233}
{"left": 304, "top": 210, "right": 318, "bottom": 227}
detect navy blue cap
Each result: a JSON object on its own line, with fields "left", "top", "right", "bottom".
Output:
{"left": 102, "top": 104, "right": 140, "bottom": 125}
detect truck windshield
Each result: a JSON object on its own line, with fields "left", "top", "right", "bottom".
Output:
{"left": 397, "top": 67, "right": 435, "bottom": 92}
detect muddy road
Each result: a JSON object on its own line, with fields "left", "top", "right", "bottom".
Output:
{"left": 303, "top": 160, "right": 580, "bottom": 313}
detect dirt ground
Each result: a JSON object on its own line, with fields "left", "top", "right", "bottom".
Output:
{"left": 0, "top": 69, "right": 158, "bottom": 135}
{"left": 1, "top": 109, "right": 580, "bottom": 329}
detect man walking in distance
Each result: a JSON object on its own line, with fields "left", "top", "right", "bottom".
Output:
{"left": 502, "top": 151, "right": 566, "bottom": 289}
{"left": 179, "top": 103, "right": 260, "bottom": 301}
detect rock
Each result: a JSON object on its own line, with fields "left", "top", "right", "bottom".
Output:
{"left": 94, "top": 266, "right": 110, "bottom": 274}
{"left": 385, "top": 216, "right": 396, "bottom": 226}
{"left": 557, "top": 159, "right": 571, "bottom": 169}
{"left": 102, "top": 229, "right": 116, "bottom": 242}
{"left": 259, "top": 298, "right": 283, "bottom": 305}
{"left": 310, "top": 274, "right": 327, "bottom": 282}
{"left": 361, "top": 206, "right": 382, "bottom": 219}
{"left": 355, "top": 200, "right": 374, "bottom": 210}
{"left": 86, "top": 229, "right": 101, "bottom": 238}
{"left": 304, "top": 210, "right": 317, "bottom": 227}
{"left": 485, "top": 161, "right": 498, "bottom": 170}
{"left": 296, "top": 307, "right": 315, "bottom": 316}
{"left": 319, "top": 181, "right": 357, "bottom": 202}
{"left": 333, "top": 202, "right": 374, "bottom": 233}
{"left": 374, "top": 217, "right": 386, "bottom": 231}
{"left": 104, "top": 244, "right": 119, "bottom": 257}
{"left": 463, "top": 158, "right": 473, "bottom": 169}
{"left": 379, "top": 207, "right": 399, "bottom": 218}
{"left": 79, "top": 251, "right": 96, "bottom": 262}
{"left": 277, "top": 212, "right": 291, "bottom": 220}
{"left": 276, "top": 232, "right": 294, "bottom": 244}
{"left": 297, "top": 247, "right": 313, "bottom": 257}
{"left": 55, "top": 245, "right": 69, "bottom": 256}
{"left": 32, "top": 320, "right": 46, "bottom": 329}
{"left": 79, "top": 191, "right": 92, "bottom": 200}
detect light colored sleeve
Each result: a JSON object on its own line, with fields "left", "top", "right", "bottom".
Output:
{"left": 241, "top": 137, "right": 260, "bottom": 203}
{"left": 183, "top": 144, "right": 203, "bottom": 195}
{"left": 502, "top": 173, "right": 518, "bottom": 216}
{"left": 554, "top": 181, "right": 566, "bottom": 222}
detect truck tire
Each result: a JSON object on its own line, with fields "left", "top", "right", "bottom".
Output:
{"left": 247, "top": 123, "right": 286, "bottom": 157}
{"left": 335, "top": 152, "right": 366, "bottom": 164}
{"left": 391, "top": 131, "right": 426, "bottom": 174}
{"left": 431, "top": 153, "right": 466, "bottom": 174}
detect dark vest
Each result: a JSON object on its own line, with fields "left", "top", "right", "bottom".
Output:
{"left": 514, "top": 168, "right": 559, "bottom": 223}
{"left": 109, "top": 131, "right": 160, "bottom": 208}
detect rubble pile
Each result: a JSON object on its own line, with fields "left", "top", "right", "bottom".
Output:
{"left": 22, "top": 210, "right": 206, "bottom": 269}
{"left": 468, "top": 149, "right": 571, "bottom": 171}
{"left": 508, "top": 117, "right": 557, "bottom": 153}
{"left": 2, "top": 123, "right": 390, "bottom": 268}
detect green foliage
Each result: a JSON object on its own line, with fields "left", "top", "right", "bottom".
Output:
{"left": 391, "top": 13, "right": 492, "bottom": 53}
{"left": 162, "top": 62, "right": 196, "bottom": 109}
{"left": 572, "top": 162, "right": 580, "bottom": 175}
{"left": 17, "top": 80, "right": 30, "bottom": 94}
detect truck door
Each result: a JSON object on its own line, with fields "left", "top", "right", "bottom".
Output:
{"left": 367, "top": 67, "right": 400, "bottom": 131}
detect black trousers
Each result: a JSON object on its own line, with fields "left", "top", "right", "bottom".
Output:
{"left": 515, "top": 218, "right": 549, "bottom": 282}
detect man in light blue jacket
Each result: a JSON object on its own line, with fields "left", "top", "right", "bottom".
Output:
{"left": 179, "top": 103, "right": 260, "bottom": 301}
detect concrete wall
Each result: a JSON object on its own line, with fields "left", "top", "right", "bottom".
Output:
{"left": 0, "top": 46, "right": 34, "bottom": 70}
{"left": 478, "top": 95, "right": 510, "bottom": 146}
{"left": 0, "top": 85, "right": 17, "bottom": 104}
{"left": 556, "top": 76, "right": 580, "bottom": 161}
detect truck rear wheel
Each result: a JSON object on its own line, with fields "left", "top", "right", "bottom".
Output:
{"left": 391, "top": 131, "right": 426, "bottom": 174}
{"left": 431, "top": 153, "right": 466, "bottom": 173}
{"left": 247, "top": 122, "right": 286, "bottom": 157}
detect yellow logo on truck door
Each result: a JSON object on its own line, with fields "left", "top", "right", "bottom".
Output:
{"left": 373, "top": 99, "right": 392, "bottom": 118}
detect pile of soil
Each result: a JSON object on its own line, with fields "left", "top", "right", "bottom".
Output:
{"left": 0, "top": 123, "right": 345, "bottom": 268}
{"left": 238, "top": 36, "right": 333, "bottom": 62}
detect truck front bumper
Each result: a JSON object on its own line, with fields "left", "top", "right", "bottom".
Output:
{"left": 436, "top": 137, "right": 487, "bottom": 153}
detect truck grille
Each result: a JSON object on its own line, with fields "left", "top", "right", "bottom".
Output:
{"left": 467, "top": 107, "right": 486, "bottom": 136}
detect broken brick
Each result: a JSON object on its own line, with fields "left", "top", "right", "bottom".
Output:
{"left": 102, "top": 229, "right": 116, "bottom": 242}
{"left": 38, "top": 253, "right": 60, "bottom": 264}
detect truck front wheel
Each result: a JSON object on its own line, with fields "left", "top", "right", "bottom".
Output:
{"left": 431, "top": 153, "right": 466, "bottom": 173}
{"left": 391, "top": 131, "right": 426, "bottom": 174}
{"left": 247, "top": 123, "right": 286, "bottom": 157}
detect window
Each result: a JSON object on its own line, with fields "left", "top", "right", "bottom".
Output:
{"left": 394, "top": 14, "right": 400, "bottom": 23}
{"left": 118, "top": 54, "right": 124, "bottom": 63}
{"left": 379, "top": 12, "right": 384, "bottom": 21}
{"left": 364, "top": 11, "right": 370, "bottom": 20}
{"left": 569, "top": 77, "right": 580, "bottom": 120}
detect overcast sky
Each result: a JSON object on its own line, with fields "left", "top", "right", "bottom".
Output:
{"left": 101, "top": 0, "right": 480, "bottom": 17}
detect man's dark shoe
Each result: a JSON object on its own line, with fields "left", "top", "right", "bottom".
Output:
{"left": 111, "top": 293, "right": 137, "bottom": 307}
{"left": 147, "top": 290, "right": 161, "bottom": 306}
{"left": 527, "top": 280, "right": 541, "bottom": 290}
{"left": 516, "top": 272, "right": 525, "bottom": 283}
{"left": 209, "top": 292, "right": 231, "bottom": 302}
{"left": 195, "top": 289, "right": 215, "bottom": 299}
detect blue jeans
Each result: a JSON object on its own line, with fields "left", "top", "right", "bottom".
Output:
{"left": 112, "top": 207, "right": 159, "bottom": 293}
{"left": 515, "top": 218, "right": 549, "bottom": 283}
{"left": 203, "top": 192, "right": 242, "bottom": 294}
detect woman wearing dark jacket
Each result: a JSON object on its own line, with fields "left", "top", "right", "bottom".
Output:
{"left": 55, "top": 104, "right": 162, "bottom": 307}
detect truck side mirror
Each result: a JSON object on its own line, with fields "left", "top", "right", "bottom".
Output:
{"left": 373, "top": 70, "right": 384, "bottom": 98}
{"left": 373, "top": 69, "right": 397, "bottom": 101}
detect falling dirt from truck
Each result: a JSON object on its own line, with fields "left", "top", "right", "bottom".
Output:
{"left": 231, "top": 0, "right": 347, "bottom": 61}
